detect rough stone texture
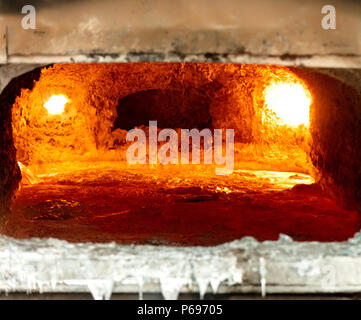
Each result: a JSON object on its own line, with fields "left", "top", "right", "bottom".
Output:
{"left": 0, "top": 64, "right": 42, "bottom": 218}
{"left": 2, "top": 232, "right": 361, "bottom": 298}
{"left": 0, "top": 66, "right": 43, "bottom": 220}
{"left": 292, "top": 68, "right": 361, "bottom": 210}
{"left": 311, "top": 69, "right": 361, "bottom": 94}
{"left": 0, "top": 21, "right": 6, "bottom": 64}
{"left": 0, "top": 0, "right": 360, "bottom": 67}
{"left": 0, "top": 64, "right": 41, "bottom": 92}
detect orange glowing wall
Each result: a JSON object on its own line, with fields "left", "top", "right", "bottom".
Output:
{"left": 12, "top": 63, "right": 312, "bottom": 175}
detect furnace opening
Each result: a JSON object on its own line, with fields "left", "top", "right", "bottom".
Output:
{"left": 113, "top": 89, "right": 212, "bottom": 131}
{"left": 1, "top": 63, "right": 360, "bottom": 245}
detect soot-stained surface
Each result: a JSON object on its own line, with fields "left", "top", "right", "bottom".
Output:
{"left": 6, "top": 165, "right": 360, "bottom": 246}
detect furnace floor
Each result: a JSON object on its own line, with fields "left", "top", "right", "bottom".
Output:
{"left": 5, "top": 164, "right": 360, "bottom": 245}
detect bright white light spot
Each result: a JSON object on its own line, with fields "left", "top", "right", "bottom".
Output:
{"left": 43, "top": 94, "right": 68, "bottom": 115}
{"left": 264, "top": 82, "right": 311, "bottom": 127}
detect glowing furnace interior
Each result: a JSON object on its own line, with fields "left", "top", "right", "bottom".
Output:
{"left": 4, "top": 63, "right": 360, "bottom": 245}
